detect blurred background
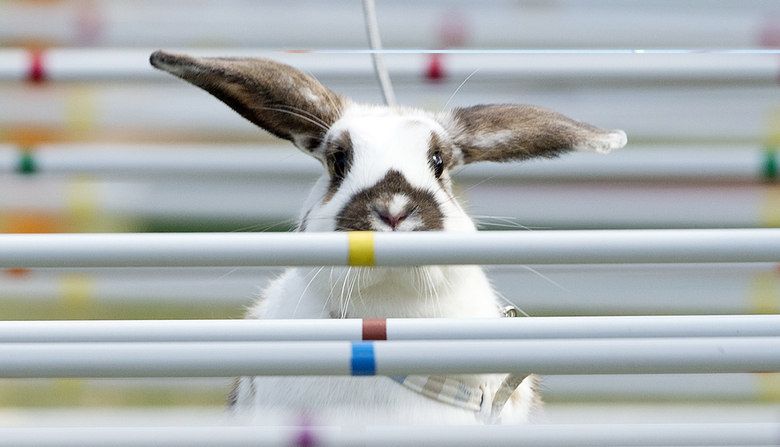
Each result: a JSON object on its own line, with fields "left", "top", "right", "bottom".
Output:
{"left": 0, "top": 0, "right": 779, "bottom": 426}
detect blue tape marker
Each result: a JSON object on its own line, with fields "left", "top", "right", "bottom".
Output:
{"left": 350, "top": 341, "right": 376, "bottom": 376}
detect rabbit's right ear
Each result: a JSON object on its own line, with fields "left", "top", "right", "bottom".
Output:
{"left": 150, "top": 51, "right": 346, "bottom": 152}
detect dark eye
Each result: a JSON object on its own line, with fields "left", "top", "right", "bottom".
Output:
{"left": 332, "top": 150, "right": 349, "bottom": 180}
{"left": 430, "top": 151, "right": 444, "bottom": 178}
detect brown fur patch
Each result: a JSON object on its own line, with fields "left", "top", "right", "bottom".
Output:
{"left": 323, "top": 130, "right": 353, "bottom": 203}
{"left": 427, "top": 131, "right": 454, "bottom": 188}
{"left": 448, "top": 104, "right": 603, "bottom": 164}
{"left": 150, "top": 51, "right": 345, "bottom": 151}
{"left": 227, "top": 377, "right": 241, "bottom": 409}
{"left": 335, "top": 170, "right": 444, "bottom": 231}
{"left": 298, "top": 209, "right": 310, "bottom": 232}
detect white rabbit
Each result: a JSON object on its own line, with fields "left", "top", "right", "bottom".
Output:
{"left": 150, "top": 51, "right": 626, "bottom": 425}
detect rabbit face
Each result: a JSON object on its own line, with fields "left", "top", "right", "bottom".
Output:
{"left": 301, "top": 106, "right": 474, "bottom": 233}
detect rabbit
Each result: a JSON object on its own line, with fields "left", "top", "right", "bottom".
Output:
{"left": 150, "top": 50, "right": 626, "bottom": 425}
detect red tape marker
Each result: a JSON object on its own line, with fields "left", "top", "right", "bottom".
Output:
{"left": 426, "top": 53, "right": 446, "bottom": 82}
{"left": 28, "top": 50, "right": 46, "bottom": 83}
{"left": 362, "top": 318, "right": 387, "bottom": 340}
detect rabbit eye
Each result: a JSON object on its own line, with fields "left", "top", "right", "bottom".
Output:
{"left": 331, "top": 150, "right": 349, "bottom": 180}
{"left": 430, "top": 151, "right": 444, "bottom": 178}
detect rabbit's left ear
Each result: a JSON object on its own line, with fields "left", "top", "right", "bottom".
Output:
{"left": 439, "top": 104, "right": 626, "bottom": 166}
{"left": 150, "top": 51, "right": 346, "bottom": 152}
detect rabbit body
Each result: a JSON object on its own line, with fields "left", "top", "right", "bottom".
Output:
{"left": 149, "top": 50, "right": 625, "bottom": 425}
{"left": 233, "top": 107, "right": 540, "bottom": 423}
{"left": 230, "top": 264, "right": 541, "bottom": 425}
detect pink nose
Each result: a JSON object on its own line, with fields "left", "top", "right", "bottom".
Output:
{"left": 377, "top": 210, "right": 408, "bottom": 230}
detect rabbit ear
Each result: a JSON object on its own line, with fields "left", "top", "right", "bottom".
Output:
{"left": 440, "top": 104, "right": 626, "bottom": 165}
{"left": 150, "top": 51, "right": 346, "bottom": 152}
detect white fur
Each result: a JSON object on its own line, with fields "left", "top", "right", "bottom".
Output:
{"left": 233, "top": 103, "right": 542, "bottom": 425}
{"left": 234, "top": 265, "right": 541, "bottom": 425}
{"left": 464, "top": 129, "right": 515, "bottom": 150}
{"left": 574, "top": 129, "right": 628, "bottom": 154}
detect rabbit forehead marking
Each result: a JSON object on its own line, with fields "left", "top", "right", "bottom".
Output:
{"left": 328, "top": 109, "right": 447, "bottom": 187}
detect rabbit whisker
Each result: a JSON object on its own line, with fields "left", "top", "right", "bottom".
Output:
{"left": 303, "top": 70, "right": 344, "bottom": 117}
{"left": 472, "top": 216, "right": 534, "bottom": 231}
{"left": 457, "top": 174, "right": 500, "bottom": 195}
{"left": 212, "top": 267, "right": 242, "bottom": 282}
{"left": 232, "top": 218, "right": 300, "bottom": 233}
{"left": 320, "top": 266, "right": 340, "bottom": 317}
{"left": 273, "top": 103, "right": 332, "bottom": 130}
{"left": 339, "top": 267, "right": 353, "bottom": 319}
{"left": 518, "top": 265, "right": 572, "bottom": 293}
{"left": 410, "top": 267, "right": 427, "bottom": 310}
{"left": 441, "top": 68, "right": 481, "bottom": 113}
{"left": 354, "top": 268, "right": 367, "bottom": 312}
{"left": 255, "top": 105, "right": 330, "bottom": 133}
{"left": 293, "top": 266, "right": 326, "bottom": 317}
{"left": 346, "top": 267, "right": 361, "bottom": 317}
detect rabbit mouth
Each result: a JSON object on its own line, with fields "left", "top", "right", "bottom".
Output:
{"left": 335, "top": 170, "right": 444, "bottom": 232}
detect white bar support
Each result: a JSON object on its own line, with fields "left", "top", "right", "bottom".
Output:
{"left": 0, "top": 423, "right": 777, "bottom": 447}
{"left": 1, "top": 337, "right": 779, "bottom": 378}
{"left": 2, "top": 315, "right": 780, "bottom": 343}
{"left": 1, "top": 48, "right": 778, "bottom": 84}
{"left": 0, "top": 230, "right": 778, "bottom": 268}
{"left": 1, "top": 144, "right": 776, "bottom": 182}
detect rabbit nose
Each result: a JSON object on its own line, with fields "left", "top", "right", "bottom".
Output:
{"left": 375, "top": 207, "right": 409, "bottom": 230}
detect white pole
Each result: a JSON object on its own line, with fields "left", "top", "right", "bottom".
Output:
{"left": 1, "top": 144, "right": 775, "bottom": 182}
{"left": 0, "top": 74, "right": 771, "bottom": 143}
{"left": 1, "top": 48, "right": 777, "bottom": 84}
{"left": 1, "top": 264, "right": 772, "bottom": 314}
{"left": 1, "top": 176, "right": 777, "bottom": 229}
{"left": 0, "top": 423, "right": 776, "bottom": 447}
{"left": 544, "top": 373, "right": 780, "bottom": 402}
{"left": 0, "top": 230, "right": 778, "bottom": 268}
{"left": 2, "top": 315, "right": 780, "bottom": 343}
{"left": 1, "top": 337, "right": 779, "bottom": 378}
{"left": 0, "top": 2, "right": 776, "bottom": 50}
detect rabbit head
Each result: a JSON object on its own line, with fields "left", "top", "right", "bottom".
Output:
{"left": 150, "top": 51, "right": 626, "bottom": 236}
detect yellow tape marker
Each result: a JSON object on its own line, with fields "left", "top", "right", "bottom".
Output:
{"left": 65, "top": 176, "right": 98, "bottom": 230}
{"left": 66, "top": 85, "right": 97, "bottom": 137}
{"left": 756, "top": 373, "right": 780, "bottom": 402}
{"left": 761, "top": 185, "right": 780, "bottom": 228}
{"left": 748, "top": 270, "right": 780, "bottom": 314}
{"left": 348, "top": 231, "right": 375, "bottom": 266}
{"left": 61, "top": 273, "right": 93, "bottom": 308}
{"left": 765, "top": 105, "right": 780, "bottom": 149}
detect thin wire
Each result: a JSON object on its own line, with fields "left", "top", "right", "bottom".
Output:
{"left": 308, "top": 48, "right": 780, "bottom": 55}
{"left": 362, "top": 0, "right": 396, "bottom": 106}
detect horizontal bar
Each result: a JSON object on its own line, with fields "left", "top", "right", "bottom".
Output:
{"left": 2, "top": 373, "right": 778, "bottom": 406}
{"left": 1, "top": 1, "right": 775, "bottom": 50}
{"left": 544, "top": 373, "right": 780, "bottom": 401}
{"left": 2, "top": 315, "right": 780, "bottom": 343}
{"left": 2, "top": 337, "right": 779, "bottom": 377}
{"left": 0, "top": 81, "right": 771, "bottom": 144}
{"left": 0, "top": 230, "right": 778, "bottom": 268}
{"left": 3, "top": 176, "right": 779, "bottom": 229}
{"left": 0, "top": 423, "right": 777, "bottom": 447}
{"left": 1, "top": 48, "right": 778, "bottom": 84}
{"left": 1, "top": 144, "right": 776, "bottom": 182}
{"left": 3, "top": 264, "right": 775, "bottom": 315}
